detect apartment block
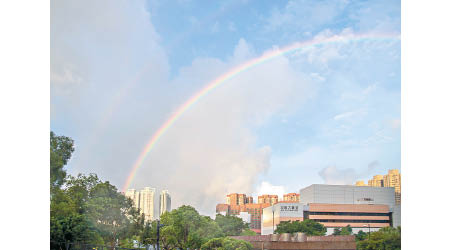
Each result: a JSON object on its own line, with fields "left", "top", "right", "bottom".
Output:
{"left": 355, "top": 169, "right": 401, "bottom": 204}
{"left": 226, "top": 193, "right": 253, "bottom": 205}
{"left": 258, "top": 195, "right": 278, "bottom": 205}
{"left": 283, "top": 193, "right": 300, "bottom": 202}
{"left": 216, "top": 202, "right": 271, "bottom": 234}
{"left": 160, "top": 190, "right": 171, "bottom": 216}
{"left": 125, "top": 187, "right": 156, "bottom": 221}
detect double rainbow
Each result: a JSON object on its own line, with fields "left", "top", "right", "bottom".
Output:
{"left": 122, "top": 32, "right": 400, "bottom": 191}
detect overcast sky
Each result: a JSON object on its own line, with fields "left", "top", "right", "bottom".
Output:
{"left": 50, "top": 0, "right": 400, "bottom": 216}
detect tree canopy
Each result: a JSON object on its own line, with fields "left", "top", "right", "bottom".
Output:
{"left": 50, "top": 131, "right": 74, "bottom": 189}
{"left": 357, "top": 226, "right": 401, "bottom": 250}
{"left": 159, "top": 205, "right": 223, "bottom": 250}
{"left": 332, "top": 225, "right": 353, "bottom": 235}
{"left": 51, "top": 173, "right": 141, "bottom": 249}
{"left": 274, "top": 219, "right": 326, "bottom": 236}
{"left": 355, "top": 230, "right": 368, "bottom": 241}
{"left": 50, "top": 132, "right": 146, "bottom": 249}
{"left": 200, "top": 237, "right": 253, "bottom": 250}
{"left": 215, "top": 214, "right": 249, "bottom": 236}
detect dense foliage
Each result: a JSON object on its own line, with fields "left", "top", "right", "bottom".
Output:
{"left": 355, "top": 230, "right": 368, "bottom": 241}
{"left": 332, "top": 225, "right": 353, "bottom": 235}
{"left": 50, "top": 132, "right": 143, "bottom": 249}
{"left": 158, "top": 205, "right": 223, "bottom": 249}
{"left": 241, "top": 228, "right": 257, "bottom": 236}
{"left": 214, "top": 214, "right": 249, "bottom": 236}
{"left": 50, "top": 131, "right": 74, "bottom": 189}
{"left": 200, "top": 237, "right": 253, "bottom": 250}
{"left": 356, "top": 227, "right": 401, "bottom": 250}
{"left": 274, "top": 219, "right": 326, "bottom": 236}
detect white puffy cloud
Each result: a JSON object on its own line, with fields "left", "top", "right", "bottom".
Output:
{"left": 254, "top": 181, "right": 287, "bottom": 200}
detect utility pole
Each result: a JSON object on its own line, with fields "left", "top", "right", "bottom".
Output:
{"left": 272, "top": 210, "right": 274, "bottom": 233}
{"left": 272, "top": 206, "right": 275, "bottom": 234}
{"left": 363, "top": 224, "right": 371, "bottom": 241}
{"left": 156, "top": 220, "right": 165, "bottom": 250}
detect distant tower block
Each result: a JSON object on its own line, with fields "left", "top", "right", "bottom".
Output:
{"left": 160, "top": 190, "right": 171, "bottom": 216}
{"left": 140, "top": 187, "right": 156, "bottom": 221}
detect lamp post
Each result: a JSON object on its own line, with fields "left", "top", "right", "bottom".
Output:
{"left": 156, "top": 220, "right": 165, "bottom": 250}
{"left": 272, "top": 206, "right": 275, "bottom": 234}
{"left": 363, "top": 224, "right": 371, "bottom": 240}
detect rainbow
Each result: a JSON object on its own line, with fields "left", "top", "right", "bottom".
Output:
{"left": 121, "top": 32, "right": 400, "bottom": 191}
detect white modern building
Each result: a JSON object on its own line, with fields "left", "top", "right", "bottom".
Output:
{"left": 261, "top": 202, "right": 304, "bottom": 235}
{"left": 300, "top": 184, "right": 400, "bottom": 234}
{"left": 299, "top": 184, "right": 396, "bottom": 207}
{"left": 260, "top": 184, "right": 401, "bottom": 235}
{"left": 159, "top": 190, "right": 171, "bottom": 216}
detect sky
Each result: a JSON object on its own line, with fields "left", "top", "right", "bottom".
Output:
{"left": 50, "top": 0, "right": 400, "bottom": 216}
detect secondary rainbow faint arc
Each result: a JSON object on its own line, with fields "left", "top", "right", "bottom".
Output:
{"left": 121, "top": 32, "right": 400, "bottom": 192}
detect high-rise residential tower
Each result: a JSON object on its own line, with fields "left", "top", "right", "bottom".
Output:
{"left": 139, "top": 187, "right": 156, "bottom": 221}
{"left": 125, "top": 187, "right": 156, "bottom": 221}
{"left": 384, "top": 169, "right": 401, "bottom": 205}
{"left": 368, "top": 175, "right": 384, "bottom": 187}
{"left": 159, "top": 190, "right": 171, "bottom": 216}
{"left": 125, "top": 189, "right": 140, "bottom": 208}
{"left": 355, "top": 169, "right": 401, "bottom": 204}
{"left": 258, "top": 194, "right": 278, "bottom": 205}
{"left": 283, "top": 193, "right": 300, "bottom": 202}
{"left": 226, "top": 193, "right": 253, "bottom": 205}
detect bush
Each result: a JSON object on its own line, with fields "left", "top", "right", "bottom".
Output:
{"left": 200, "top": 237, "right": 253, "bottom": 250}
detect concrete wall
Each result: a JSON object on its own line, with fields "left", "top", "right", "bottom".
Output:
{"left": 392, "top": 204, "right": 401, "bottom": 227}
{"left": 231, "top": 235, "right": 356, "bottom": 250}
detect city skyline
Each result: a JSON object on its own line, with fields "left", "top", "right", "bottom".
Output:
{"left": 51, "top": 0, "right": 400, "bottom": 216}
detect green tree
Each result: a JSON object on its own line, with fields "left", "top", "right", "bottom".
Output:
{"left": 333, "top": 225, "right": 353, "bottom": 235}
{"left": 86, "top": 181, "right": 140, "bottom": 248}
{"left": 341, "top": 225, "right": 353, "bottom": 235}
{"left": 355, "top": 230, "right": 368, "bottom": 241}
{"left": 215, "top": 214, "right": 248, "bottom": 236}
{"left": 50, "top": 133, "right": 145, "bottom": 248}
{"left": 140, "top": 220, "right": 156, "bottom": 247}
{"left": 200, "top": 237, "right": 253, "bottom": 250}
{"left": 50, "top": 213, "right": 103, "bottom": 249}
{"left": 50, "top": 131, "right": 74, "bottom": 189}
{"left": 64, "top": 174, "right": 101, "bottom": 214}
{"left": 332, "top": 227, "right": 342, "bottom": 235}
{"left": 159, "top": 206, "right": 223, "bottom": 250}
{"left": 274, "top": 219, "right": 326, "bottom": 236}
{"left": 241, "top": 228, "right": 257, "bottom": 236}
{"left": 357, "top": 226, "right": 401, "bottom": 250}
